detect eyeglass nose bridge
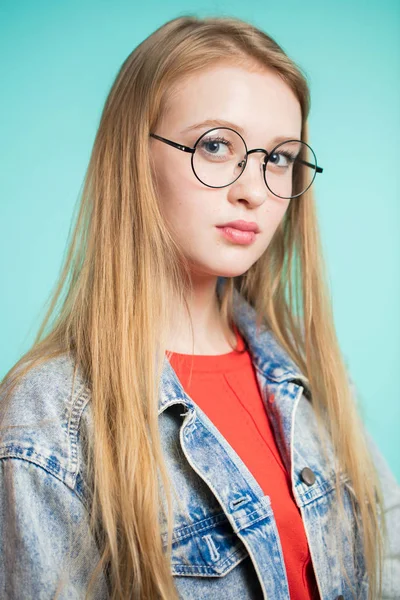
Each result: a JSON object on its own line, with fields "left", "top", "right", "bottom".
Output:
{"left": 237, "top": 148, "right": 269, "bottom": 171}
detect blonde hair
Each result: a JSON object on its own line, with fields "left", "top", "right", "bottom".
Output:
{"left": 0, "top": 15, "right": 386, "bottom": 599}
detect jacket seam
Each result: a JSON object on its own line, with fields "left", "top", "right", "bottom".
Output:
{"left": 66, "top": 382, "right": 92, "bottom": 480}
{"left": 0, "top": 453, "right": 90, "bottom": 512}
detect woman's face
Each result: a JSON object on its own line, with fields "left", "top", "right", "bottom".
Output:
{"left": 150, "top": 62, "right": 302, "bottom": 280}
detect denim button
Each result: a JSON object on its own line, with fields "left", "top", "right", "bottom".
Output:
{"left": 273, "top": 367, "right": 284, "bottom": 377}
{"left": 337, "top": 596, "right": 344, "bottom": 600}
{"left": 300, "top": 467, "right": 316, "bottom": 486}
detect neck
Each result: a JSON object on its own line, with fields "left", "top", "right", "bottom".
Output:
{"left": 166, "top": 275, "right": 235, "bottom": 355}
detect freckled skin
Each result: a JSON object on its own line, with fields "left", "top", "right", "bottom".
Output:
{"left": 150, "top": 63, "right": 302, "bottom": 280}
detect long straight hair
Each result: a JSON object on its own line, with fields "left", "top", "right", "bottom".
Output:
{"left": 0, "top": 15, "right": 385, "bottom": 599}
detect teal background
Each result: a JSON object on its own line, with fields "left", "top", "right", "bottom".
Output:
{"left": 1, "top": 1, "right": 399, "bottom": 480}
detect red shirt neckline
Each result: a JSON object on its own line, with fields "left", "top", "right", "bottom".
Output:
{"left": 166, "top": 324, "right": 249, "bottom": 373}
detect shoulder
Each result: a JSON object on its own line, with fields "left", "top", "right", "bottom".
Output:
{"left": 0, "top": 353, "right": 94, "bottom": 506}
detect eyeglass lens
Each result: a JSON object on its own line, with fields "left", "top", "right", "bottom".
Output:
{"left": 192, "top": 128, "right": 318, "bottom": 198}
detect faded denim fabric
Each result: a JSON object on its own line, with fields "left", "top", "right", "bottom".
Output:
{"left": 0, "top": 287, "right": 399, "bottom": 599}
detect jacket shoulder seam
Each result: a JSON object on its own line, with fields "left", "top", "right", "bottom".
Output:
{"left": 0, "top": 452, "right": 90, "bottom": 511}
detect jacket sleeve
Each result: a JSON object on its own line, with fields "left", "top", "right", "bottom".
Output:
{"left": 365, "top": 430, "right": 400, "bottom": 598}
{"left": 0, "top": 456, "right": 109, "bottom": 600}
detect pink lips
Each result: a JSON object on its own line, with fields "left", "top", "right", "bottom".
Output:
{"left": 218, "top": 220, "right": 260, "bottom": 233}
{"left": 216, "top": 225, "right": 258, "bottom": 245}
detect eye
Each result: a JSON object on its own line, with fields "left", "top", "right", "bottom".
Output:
{"left": 268, "top": 150, "right": 296, "bottom": 169}
{"left": 199, "top": 136, "right": 233, "bottom": 160}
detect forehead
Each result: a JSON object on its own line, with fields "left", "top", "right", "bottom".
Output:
{"left": 162, "top": 63, "right": 302, "bottom": 142}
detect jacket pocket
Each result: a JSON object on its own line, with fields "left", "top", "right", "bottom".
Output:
{"left": 161, "top": 510, "right": 249, "bottom": 577}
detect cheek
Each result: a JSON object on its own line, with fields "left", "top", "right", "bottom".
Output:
{"left": 155, "top": 172, "right": 210, "bottom": 236}
{"left": 259, "top": 201, "right": 290, "bottom": 243}
{"left": 272, "top": 201, "right": 291, "bottom": 225}
{"left": 153, "top": 153, "right": 216, "bottom": 230}
{"left": 266, "top": 197, "right": 290, "bottom": 219}
{"left": 153, "top": 168, "right": 181, "bottom": 222}
{"left": 153, "top": 153, "right": 195, "bottom": 209}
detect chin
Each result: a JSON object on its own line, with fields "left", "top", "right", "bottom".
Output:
{"left": 205, "top": 263, "right": 255, "bottom": 279}
{"left": 187, "top": 253, "right": 258, "bottom": 279}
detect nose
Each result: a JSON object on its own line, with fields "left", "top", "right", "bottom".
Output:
{"left": 230, "top": 149, "right": 268, "bottom": 207}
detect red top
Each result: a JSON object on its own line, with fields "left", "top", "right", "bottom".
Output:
{"left": 168, "top": 324, "right": 320, "bottom": 599}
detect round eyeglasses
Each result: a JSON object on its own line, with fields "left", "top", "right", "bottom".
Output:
{"left": 150, "top": 127, "right": 323, "bottom": 199}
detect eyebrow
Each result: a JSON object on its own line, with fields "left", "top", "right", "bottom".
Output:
{"left": 180, "top": 119, "right": 300, "bottom": 145}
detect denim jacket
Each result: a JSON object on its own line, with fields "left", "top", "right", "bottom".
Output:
{"left": 1, "top": 288, "right": 399, "bottom": 599}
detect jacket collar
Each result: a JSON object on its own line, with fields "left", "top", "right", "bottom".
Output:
{"left": 159, "top": 281, "right": 310, "bottom": 415}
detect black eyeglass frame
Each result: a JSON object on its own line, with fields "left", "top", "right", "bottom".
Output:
{"left": 150, "top": 126, "right": 323, "bottom": 199}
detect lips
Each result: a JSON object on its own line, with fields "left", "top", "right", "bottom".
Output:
{"left": 217, "top": 220, "right": 260, "bottom": 233}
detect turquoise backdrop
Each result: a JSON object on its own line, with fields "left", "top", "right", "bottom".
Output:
{"left": 1, "top": 1, "right": 399, "bottom": 480}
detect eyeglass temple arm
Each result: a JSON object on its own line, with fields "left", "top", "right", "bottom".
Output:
{"left": 299, "top": 158, "right": 323, "bottom": 173}
{"left": 150, "top": 133, "right": 194, "bottom": 154}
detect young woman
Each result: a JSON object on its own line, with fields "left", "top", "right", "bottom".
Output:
{"left": 0, "top": 14, "right": 399, "bottom": 600}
